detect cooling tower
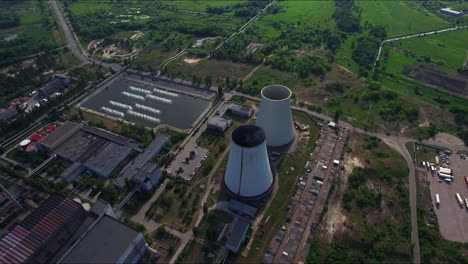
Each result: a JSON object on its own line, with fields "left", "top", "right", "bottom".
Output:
{"left": 223, "top": 125, "right": 274, "bottom": 199}
{"left": 256, "top": 84, "right": 294, "bottom": 147}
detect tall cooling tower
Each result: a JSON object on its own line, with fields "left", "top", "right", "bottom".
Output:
{"left": 223, "top": 125, "right": 274, "bottom": 199}
{"left": 256, "top": 84, "right": 294, "bottom": 147}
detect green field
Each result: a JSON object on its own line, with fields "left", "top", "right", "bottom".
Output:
{"left": 383, "top": 28, "right": 468, "bottom": 74}
{"left": 358, "top": 1, "right": 449, "bottom": 37}
{"left": 67, "top": 0, "right": 113, "bottom": 16}
{"left": 257, "top": 1, "right": 335, "bottom": 39}
{"left": 168, "top": 0, "right": 245, "bottom": 13}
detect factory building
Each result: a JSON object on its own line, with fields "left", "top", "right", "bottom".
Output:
{"left": 226, "top": 218, "right": 250, "bottom": 253}
{"left": 38, "top": 121, "right": 139, "bottom": 182}
{"left": 0, "top": 195, "right": 88, "bottom": 264}
{"left": 58, "top": 215, "right": 148, "bottom": 264}
{"left": 115, "top": 134, "right": 170, "bottom": 190}
{"left": 207, "top": 116, "right": 232, "bottom": 132}
{"left": 440, "top": 7, "right": 464, "bottom": 16}
{"left": 256, "top": 85, "right": 294, "bottom": 147}
{"left": 223, "top": 125, "right": 273, "bottom": 199}
{"left": 0, "top": 195, "right": 152, "bottom": 264}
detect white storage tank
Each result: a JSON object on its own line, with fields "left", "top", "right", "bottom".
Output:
{"left": 223, "top": 125, "right": 274, "bottom": 199}
{"left": 256, "top": 85, "right": 294, "bottom": 147}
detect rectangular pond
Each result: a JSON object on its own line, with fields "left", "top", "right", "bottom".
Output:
{"left": 81, "top": 78, "right": 212, "bottom": 130}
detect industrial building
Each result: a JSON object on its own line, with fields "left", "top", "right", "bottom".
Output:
{"left": 227, "top": 103, "right": 253, "bottom": 118}
{"left": 38, "top": 74, "right": 70, "bottom": 98}
{"left": 0, "top": 195, "right": 88, "bottom": 264}
{"left": 226, "top": 218, "right": 250, "bottom": 253}
{"left": 38, "top": 121, "right": 139, "bottom": 182}
{"left": 58, "top": 215, "right": 148, "bottom": 264}
{"left": 228, "top": 199, "right": 257, "bottom": 218}
{"left": 207, "top": 116, "right": 232, "bottom": 132}
{"left": 0, "top": 106, "right": 17, "bottom": 121}
{"left": 223, "top": 125, "right": 273, "bottom": 199}
{"left": 256, "top": 85, "right": 294, "bottom": 147}
{"left": 115, "top": 134, "right": 170, "bottom": 190}
{"left": 0, "top": 194, "right": 152, "bottom": 264}
{"left": 440, "top": 7, "right": 464, "bottom": 16}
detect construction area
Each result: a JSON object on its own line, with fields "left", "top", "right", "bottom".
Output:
{"left": 264, "top": 125, "right": 349, "bottom": 263}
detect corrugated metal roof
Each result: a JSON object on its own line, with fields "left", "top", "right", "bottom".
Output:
{"left": 0, "top": 195, "right": 86, "bottom": 263}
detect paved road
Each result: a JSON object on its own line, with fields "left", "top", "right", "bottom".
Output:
{"left": 50, "top": 0, "right": 121, "bottom": 71}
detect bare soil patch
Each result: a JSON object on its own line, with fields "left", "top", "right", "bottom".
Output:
{"left": 402, "top": 65, "right": 467, "bottom": 97}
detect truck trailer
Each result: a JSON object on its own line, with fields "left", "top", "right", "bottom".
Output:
{"left": 438, "top": 172, "right": 453, "bottom": 179}
{"left": 456, "top": 193, "right": 463, "bottom": 207}
{"left": 464, "top": 176, "right": 468, "bottom": 188}
{"left": 435, "top": 194, "right": 440, "bottom": 207}
{"left": 439, "top": 167, "right": 452, "bottom": 175}
{"left": 435, "top": 156, "right": 439, "bottom": 165}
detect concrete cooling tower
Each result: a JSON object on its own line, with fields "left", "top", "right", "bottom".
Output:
{"left": 223, "top": 125, "right": 274, "bottom": 199}
{"left": 256, "top": 84, "right": 294, "bottom": 147}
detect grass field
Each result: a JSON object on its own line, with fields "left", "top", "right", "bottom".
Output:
{"left": 167, "top": 0, "right": 245, "bottom": 13}
{"left": 257, "top": 1, "right": 335, "bottom": 39}
{"left": 358, "top": 1, "right": 449, "bottom": 37}
{"left": 67, "top": 0, "right": 113, "bottom": 16}
{"left": 383, "top": 28, "right": 468, "bottom": 74}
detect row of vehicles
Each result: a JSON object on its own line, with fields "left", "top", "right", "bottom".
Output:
{"left": 435, "top": 193, "right": 468, "bottom": 209}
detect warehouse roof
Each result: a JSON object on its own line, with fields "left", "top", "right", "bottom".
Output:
{"left": 226, "top": 218, "right": 250, "bottom": 253}
{"left": 232, "top": 125, "right": 265, "bottom": 148}
{"left": 0, "top": 196, "right": 86, "bottom": 263}
{"left": 0, "top": 107, "right": 17, "bottom": 121}
{"left": 39, "top": 121, "right": 82, "bottom": 150}
{"left": 60, "top": 215, "right": 143, "bottom": 264}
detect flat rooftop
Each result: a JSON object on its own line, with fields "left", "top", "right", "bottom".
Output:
{"left": 60, "top": 215, "right": 143, "bottom": 264}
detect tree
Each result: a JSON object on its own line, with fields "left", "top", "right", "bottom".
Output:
{"left": 205, "top": 75, "right": 212, "bottom": 87}
{"left": 218, "top": 86, "right": 223, "bottom": 98}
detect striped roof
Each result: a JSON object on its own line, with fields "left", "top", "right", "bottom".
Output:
{"left": 0, "top": 196, "right": 86, "bottom": 264}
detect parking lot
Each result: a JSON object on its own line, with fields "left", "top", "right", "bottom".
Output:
{"left": 426, "top": 151, "right": 468, "bottom": 242}
{"left": 167, "top": 143, "right": 210, "bottom": 181}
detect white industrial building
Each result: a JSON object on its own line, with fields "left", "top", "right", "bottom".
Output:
{"left": 440, "top": 7, "right": 464, "bottom": 16}
{"left": 256, "top": 85, "right": 294, "bottom": 147}
{"left": 223, "top": 125, "right": 273, "bottom": 199}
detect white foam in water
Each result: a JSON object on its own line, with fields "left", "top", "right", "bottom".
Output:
{"left": 101, "top": 107, "right": 125, "bottom": 117}
{"left": 129, "top": 86, "right": 152, "bottom": 94}
{"left": 146, "top": 94, "right": 172, "bottom": 104}
{"left": 109, "top": 100, "right": 133, "bottom": 110}
{"left": 127, "top": 110, "right": 160, "bottom": 123}
{"left": 135, "top": 104, "right": 161, "bottom": 114}
{"left": 122, "top": 91, "right": 145, "bottom": 101}
{"left": 153, "top": 88, "right": 178, "bottom": 97}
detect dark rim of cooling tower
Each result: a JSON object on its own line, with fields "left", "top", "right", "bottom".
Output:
{"left": 231, "top": 125, "right": 265, "bottom": 148}
{"left": 261, "top": 84, "right": 292, "bottom": 101}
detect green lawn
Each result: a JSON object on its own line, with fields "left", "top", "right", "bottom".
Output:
{"left": 335, "top": 35, "right": 362, "bottom": 74}
{"left": 358, "top": 1, "right": 449, "bottom": 37}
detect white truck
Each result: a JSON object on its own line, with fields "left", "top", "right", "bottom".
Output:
{"left": 465, "top": 198, "right": 468, "bottom": 209}
{"left": 435, "top": 156, "right": 439, "bottom": 165}
{"left": 456, "top": 193, "right": 463, "bottom": 207}
{"left": 439, "top": 167, "right": 452, "bottom": 175}
{"left": 435, "top": 194, "right": 440, "bottom": 207}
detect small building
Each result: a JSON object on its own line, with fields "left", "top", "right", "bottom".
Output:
{"left": 226, "top": 218, "right": 250, "bottom": 253}
{"left": 228, "top": 103, "right": 253, "bottom": 118}
{"left": 440, "top": 7, "right": 464, "bottom": 16}
{"left": 0, "top": 107, "right": 18, "bottom": 121}
{"left": 294, "top": 121, "right": 308, "bottom": 132}
{"left": 333, "top": 160, "right": 340, "bottom": 166}
{"left": 328, "top": 121, "right": 337, "bottom": 128}
{"left": 207, "top": 116, "right": 232, "bottom": 132}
